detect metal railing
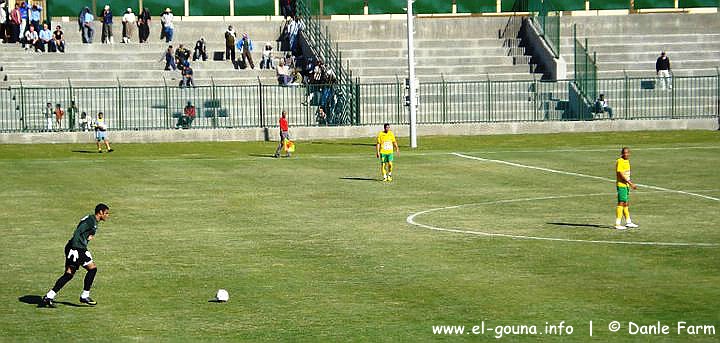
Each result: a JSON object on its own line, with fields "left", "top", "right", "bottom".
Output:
{"left": 574, "top": 24, "right": 598, "bottom": 103}
{"left": 529, "top": 0, "right": 560, "bottom": 58}
{"left": 294, "top": 0, "right": 359, "bottom": 125}
{"left": 1, "top": 76, "right": 717, "bottom": 133}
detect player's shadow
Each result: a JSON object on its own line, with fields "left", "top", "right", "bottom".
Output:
{"left": 340, "top": 177, "right": 377, "bottom": 181}
{"left": 547, "top": 222, "right": 614, "bottom": 229}
{"left": 311, "top": 141, "right": 376, "bottom": 147}
{"left": 71, "top": 150, "right": 100, "bottom": 154}
{"left": 19, "top": 295, "right": 84, "bottom": 307}
{"left": 249, "top": 153, "right": 277, "bottom": 158}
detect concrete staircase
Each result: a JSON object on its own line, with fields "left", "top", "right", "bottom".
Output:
{"left": 561, "top": 13, "right": 720, "bottom": 79}
{"left": 324, "top": 17, "right": 536, "bottom": 83}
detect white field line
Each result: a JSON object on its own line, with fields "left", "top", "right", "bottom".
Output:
{"left": 406, "top": 193, "right": 719, "bottom": 247}
{"left": 451, "top": 153, "right": 720, "bottom": 202}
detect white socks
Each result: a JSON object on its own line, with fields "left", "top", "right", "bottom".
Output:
{"left": 46, "top": 290, "right": 57, "bottom": 299}
{"left": 81, "top": 290, "right": 90, "bottom": 299}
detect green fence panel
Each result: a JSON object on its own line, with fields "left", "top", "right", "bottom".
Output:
{"left": 589, "top": 0, "right": 630, "bottom": 10}
{"left": 501, "top": 0, "right": 526, "bottom": 12}
{"left": 189, "top": 0, "right": 230, "bottom": 16}
{"left": 368, "top": 0, "right": 405, "bottom": 14}
{"left": 143, "top": 0, "right": 184, "bottom": 18}
{"left": 635, "top": 0, "right": 675, "bottom": 8}
{"left": 551, "top": 0, "right": 584, "bottom": 10}
{"left": 414, "top": 0, "right": 452, "bottom": 13}
{"left": 233, "top": 0, "right": 275, "bottom": 15}
{"left": 457, "top": 0, "right": 497, "bottom": 13}
{"left": 323, "top": 0, "right": 364, "bottom": 15}
{"left": 50, "top": 0, "right": 93, "bottom": 17}
{"left": 679, "top": 0, "right": 719, "bottom": 7}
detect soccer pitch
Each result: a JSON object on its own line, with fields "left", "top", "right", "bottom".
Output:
{"left": 1, "top": 130, "right": 719, "bottom": 342}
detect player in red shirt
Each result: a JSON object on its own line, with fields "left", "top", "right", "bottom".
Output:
{"left": 274, "top": 111, "right": 291, "bottom": 158}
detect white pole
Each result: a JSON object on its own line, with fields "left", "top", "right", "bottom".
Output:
{"left": 407, "top": 0, "right": 418, "bottom": 148}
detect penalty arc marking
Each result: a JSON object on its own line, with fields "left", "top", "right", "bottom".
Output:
{"left": 406, "top": 193, "right": 719, "bottom": 247}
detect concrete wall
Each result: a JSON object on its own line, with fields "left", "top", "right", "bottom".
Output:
{"left": 1, "top": 119, "right": 716, "bottom": 144}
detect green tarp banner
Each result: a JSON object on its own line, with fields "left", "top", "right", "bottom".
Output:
{"left": 590, "top": 0, "right": 630, "bottom": 10}
{"left": 551, "top": 0, "right": 585, "bottom": 10}
{"left": 190, "top": 0, "right": 230, "bottom": 16}
{"left": 324, "top": 0, "right": 364, "bottom": 15}
{"left": 635, "top": 0, "right": 675, "bottom": 8}
{"left": 678, "top": 0, "right": 719, "bottom": 7}
{"left": 142, "top": 0, "right": 184, "bottom": 17}
{"left": 457, "top": 0, "right": 497, "bottom": 13}
{"left": 233, "top": 0, "right": 275, "bottom": 15}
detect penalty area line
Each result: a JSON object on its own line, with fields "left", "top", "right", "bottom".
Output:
{"left": 451, "top": 153, "right": 720, "bottom": 203}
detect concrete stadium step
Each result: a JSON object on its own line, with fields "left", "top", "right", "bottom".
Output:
{"left": 561, "top": 13, "right": 720, "bottom": 34}
{"left": 339, "top": 47, "right": 521, "bottom": 59}
{"left": 352, "top": 65, "right": 532, "bottom": 77}
{"left": 336, "top": 39, "right": 510, "bottom": 50}
{"left": 323, "top": 17, "right": 515, "bottom": 40}
{"left": 559, "top": 33, "right": 720, "bottom": 46}
{"left": 559, "top": 42, "right": 720, "bottom": 54}
{"left": 357, "top": 73, "right": 537, "bottom": 83}
{"left": 345, "top": 56, "right": 519, "bottom": 69}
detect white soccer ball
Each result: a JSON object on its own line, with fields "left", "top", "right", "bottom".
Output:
{"left": 216, "top": 289, "right": 229, "bottom": 302}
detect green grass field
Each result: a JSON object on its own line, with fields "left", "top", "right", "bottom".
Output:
{"left": 1, "top": 130, "right": 719, "bottom": 342}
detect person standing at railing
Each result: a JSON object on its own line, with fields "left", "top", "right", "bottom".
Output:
{"left": 94, "top": 112, "right": 113, "bottom": 153}
{"left": 101, "top": 5, "right": 114, "bottom": 44}
{"left": 44, "top": 102, "right": 53, "bottom": 131}
{"left": 54, "top": 103, "right": 65, "bottom": 131}
{"left": 67, "top": 101, "right": 78, "bottom": 131}
{"left": 82, "top": 7, "right": 95, "bottom": 44}
{"left": 656, "top": 51, "right": 672, "bottom": 91}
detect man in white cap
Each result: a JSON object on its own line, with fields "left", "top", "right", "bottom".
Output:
{"left": 122, "top": 8, "right": 136, "bottom": 43}
{"left": 160, "top": 8, "right": 173, "bottom": 42}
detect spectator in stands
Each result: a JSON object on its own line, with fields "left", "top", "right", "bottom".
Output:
{"left": 175, "top": 44, "right": 190, "bottom": 69}
{"left": 9, "top": 3, "right": 21, "bottom": 43}
{"left": 260, "top": 42, "right": 275, "bottom": 69}
{"left": 161, "top": 8, "right": 173, "bottom": 43}
{"left": 50, "top": 25, "right": 65, "bottom": 52}
{"left": 276, "top": 60, "right": 291, "bottom": 86}
{"left": 81, "top": 7, "right": 94, "bottom": 44}
{"left": 21, "top": 24, "right": 39, "bottom": 51}
{"left": 280, "top": 0, "right": 295, "bottom": 19}
{"left": 224, "top": 25, "right": 237, "bottom": 62}
{"left": 38, "top": 22, "right": 51, "bottom": 52}
{"left": 180, "top": 65, "right": 194, "bottom": 88}
{"left": 101, "top": 5, "right": 114, "bottom": 44}
{"left": 176, "top": 101, "right": 196, "bottom": 129}
{"left": 28, "top": 3, "right": 40, "bottom": 32}
{"left": 79, "top": 111, "right": 90, "bottom": 131}
{"left": 287, "top": 16, "right": 304, "bottom": 53}
{"left": 193, "top": 37, "right": 207, "bottom": 61}
{"left": 122, "top": 8, "right": 136, "bottom": 44}
{"left": 238, "top": 33, "right": 255, "bottom": 69}
{"left": 44, "top": 102, "right": 53, "bottom": 131}
{"left": 163, "top": 45, "right": 176, "bottom": 70}
{"left": 656, "top": 51, "right": 672, "bottom": 91}
{"left": 67, "top": 100, "right": 78, "bottom": 131}
{"left": 595, "top": 94, "right": 613, "bottom": 119}
{"left": 316, "top": 106, "right": 327, "bottom": 126}
{"left": 284, "top": 52, "right": 294, "bottom": 69}
{"left": 302, "top": 59, "right": 324, "bottom": 106}
{"left": 18, "top": 1, "right": 26, "bottom": 36}
{"left": 54, "top": 103, "right": 65, "bottom": 131}
{"left": 137, "top": 7, "right": 150, "bottom": 43}
{"left": 291, "top": 68, "right": 302, "bottom": 86}
{"left": 0, "top": 2, "right": 6, "bottom": 44}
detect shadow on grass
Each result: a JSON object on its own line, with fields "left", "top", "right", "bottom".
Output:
{"left": 311, "top": 141, "right": 375, "bottom": 147}
{"left": 19, "top": 295, "right": 85, "bottom": 308}
{"left": 71, "top": 150, "right": 100, "bottom": 154}
{"left": 340, "top": 177, "right": 377, "bottom": 181}
{"left": 547, "top": 222, "right": 614, "bottom": 229}
{"left": 208, "top": 299, "right": 228, "bottom": 303}
{"left": 248, "top": 153, "right": 277, "bottom": 158}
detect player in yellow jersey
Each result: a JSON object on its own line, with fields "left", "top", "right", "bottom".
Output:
{"left": 615, "top": 147, "right": 638, "bottom": 230}
{"left": 376, "top": 123, "right": 399, "bottom": 182}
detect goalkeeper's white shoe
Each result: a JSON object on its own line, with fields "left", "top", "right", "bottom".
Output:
{"left": 614, "top": 225, "right": 627, "bottom": 230}
{"left": 625, "top": 222, "right": 639, "bottom": 228}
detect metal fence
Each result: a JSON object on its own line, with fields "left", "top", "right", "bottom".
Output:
{"left": 574, "top": 24, "right": 598, "bottom": 103}
{"left": 0, "top": 76, "right": 717, "bottom": 133}
{"left": 530, "top": 0, "right": 561, "bottom": 58}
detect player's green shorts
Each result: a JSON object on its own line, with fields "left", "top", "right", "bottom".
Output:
{"left": 380, "top": 153, "right": 394, "bottom": 163}
{"left": 617, "top": 186, "right": 630, "bottom": 203}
